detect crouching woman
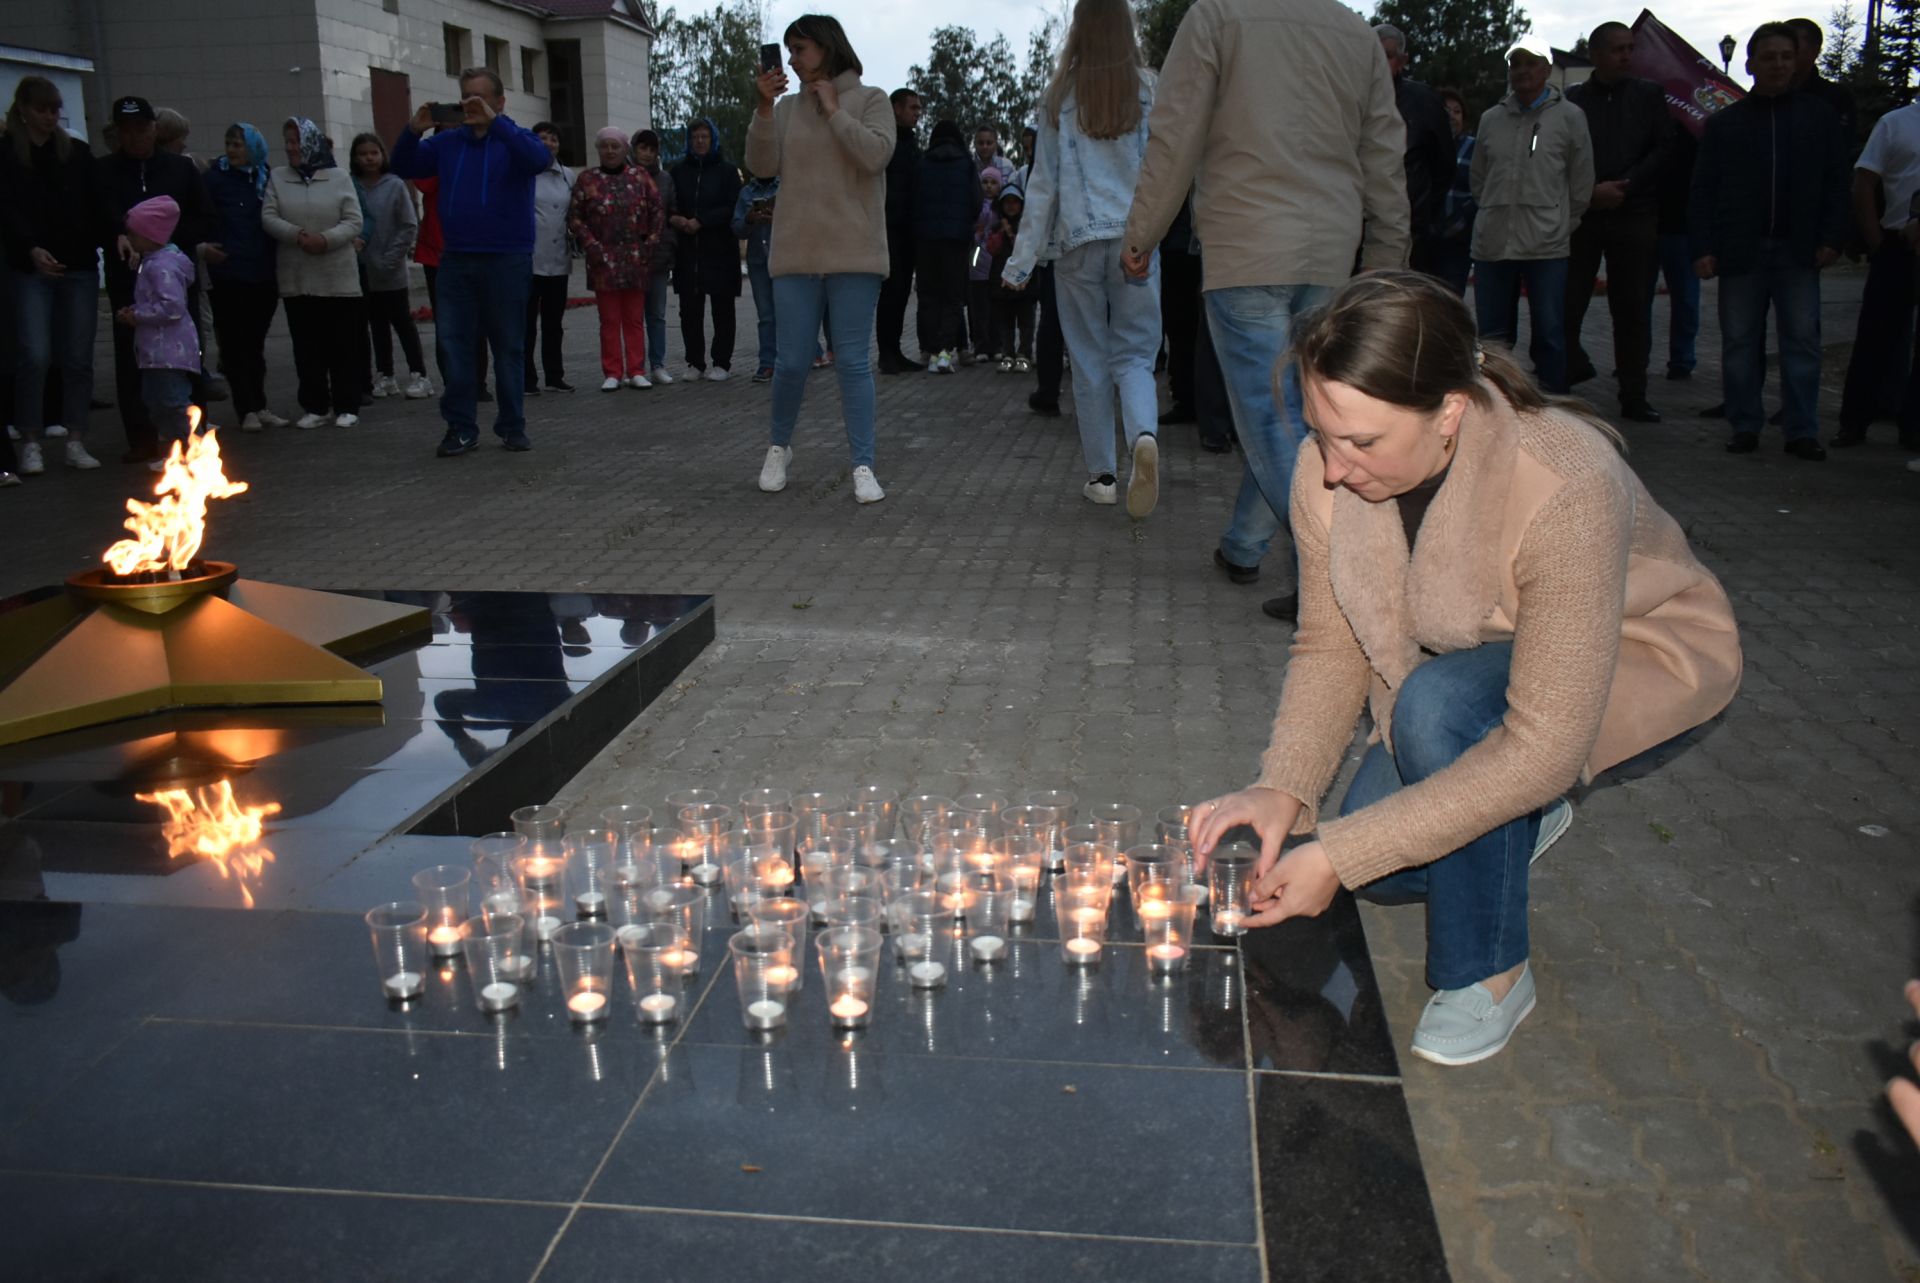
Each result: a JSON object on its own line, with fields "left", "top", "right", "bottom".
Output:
{"left": 1192, "top": 270, "right": 1741, "bottom": 1066}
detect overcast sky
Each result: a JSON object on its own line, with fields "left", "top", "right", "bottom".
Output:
{"left": 755, "top": 1, "right": 1806, "bottom": 95}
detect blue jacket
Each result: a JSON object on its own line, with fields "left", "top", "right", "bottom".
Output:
{"left": 1003, "top": 71, "right": 1155, "bottom": 286}
{"left": 1689, "top": 90, "right": 1849, "bottom": 276}
{"left": 388, "top": 115, "right": 550, "bottom": 255}
{"left": 203, "top": 164, "right": 276, "bottom": 286}
{"left": 913, "top": 135, "right": 983, "bottom": 243}
{"left": 732, "top": 176, "right": 778, "bottom": 264}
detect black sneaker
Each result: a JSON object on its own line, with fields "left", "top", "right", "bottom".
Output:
{"left": 1261, "top": 593, "right": 1299, "bottom": 621}
{"left": 477, "top": 387, "right": 494, "bottom": 403}
{"left": 1158, "top": 403, "right": 1197, "bottom": 426}
{"left": 896, "top": 354, "right": 927, "bottom": 372}
{"left": 1700, "top": 402, "right": 1726, "bottom": 418}
{"left": 1783, "top": 437, "right": 1827, "bottom": 461}
{"left": 1620, "top": 402, "right": 1662, "bottom": 423}
{"left": 525, "top": 382, "right": 543, "bottom": 397}
{"left": 1200, "top": 436, "right": 1233, "bottom": 453}
{"left": 1725, "top": 433, "right": 1758, "bottom": 454}
{"left": 436, "top": 430, "right": 478, "bottom": 457}
{"left": 1567, "top": 360, "right": 1598, "bottom": 386}
{"left": 501, "top": 431, "right": 532, "bottom": 452}
{"left": 1831, "top": 429, "right": 1867, "bottom": 448}
{"left": 1666, "top": 365, "right": 1693, "bottom": 381}
{"left": 1213, "top": 547, "right": 1259, "bottom": 585}
{"left": 1027, "top": 391, "right": 1061, "bottom": 418}
{"left": 547, "top": 380, "right": 576, "bottom": 393}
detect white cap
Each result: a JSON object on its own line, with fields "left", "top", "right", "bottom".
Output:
{"left": 1505, "top": 36, "right": 1553, "bottom": 63}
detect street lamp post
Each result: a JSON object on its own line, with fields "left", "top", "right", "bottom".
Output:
{"left": 1719, "top": 33, "right": 1737, "bottom": 73}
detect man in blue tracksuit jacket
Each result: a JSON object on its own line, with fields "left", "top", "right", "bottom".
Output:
{"left": 390, "top": 67, "right": 551, "bottom": 456}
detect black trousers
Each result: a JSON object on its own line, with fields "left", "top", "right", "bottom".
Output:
{"left": 877, "top": 229, "right": 916, "bottom": 359}
{"left": 283, "top": 295, "right": 367, "bottom": 415}
{"left": 424, "top": 264, "right": 488, "bottom": 390}
{"left": 526, "top": 273, "right": 569, "bottom": 385}
{"left": 1840, "top": 236, "right": 1920, "bottom": 444}
{"left": 1194, "top": 303, "right": 1233, "bottom": 447}
{"left": 1566, "top": 209, "right": 1659, "bottom": 405}
{"left": 967, "top": 278, "right": 993, "bottom": 355}
{"left": 367, "top": 288, "right": 427, "bottom": 379}
{"left": 992, "top": 295, "right": 1036, "bottom": 359}
{"left": 914, "top": 241, "right": 969, "bottom": 355}
{"left": 1160, "top": 248, "right": 1202, "bottom": 408}
{"left": 108, "top": 281, "right": 156, "bottom": 456}
{"left": 1033, "top": 262, "right": 1063, "bottom": 402}
{"left": 679, "top": 288, "right": 736, "bottom": 371}
{"left": 208, "top": 281, "right": 279, "bottom": 417}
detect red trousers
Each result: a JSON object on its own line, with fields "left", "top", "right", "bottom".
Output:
{"left": 595, "top": 288, "right": 647, "bottom": 378}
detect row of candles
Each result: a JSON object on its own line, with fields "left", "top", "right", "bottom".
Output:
{"left": 364, "top": 789, "right": 1260, "bottom": 1035}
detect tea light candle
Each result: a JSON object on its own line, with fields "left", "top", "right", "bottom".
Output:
{"left": 1010, "top": 898, "right": 1034, "bottom": 923}
{"left": 645, "top": 887, "right": 677, "bottom": 912}
{"left": 483, "top": 891, "right": 521, "bottom": 916}
{"left": 1070, "top": 906, "right": 1105, "bottom": 930}
{"left": 1147, "top": 942, "right": 1187, "bottom": 972}
{"left": 383, "top": 970, "right": 423, "bottom": 1000}
{"left": 616, "top": 924, "right": 645, "bottom": 948}
{"left": 1138, "top": 900, "right": 1174, "bottom": 923}
{"left": 765, "top": 964, "right": 799, "bottom": 995}
{"left": 895, "top": 931, "right": 930, "bottom": 959}
{"left": 746, "top": 998, "right": 787, "bottom": 1029}
{"left": 638, "top": 993, "right": 678, "bottom": 1022}
{"left": 536, "top": 913, "right": 564, "bottom": 942}
{"left": 427, "top": 925, "right": 462, "bottom": 957}
{"left": 829, "top": 993, "right": 871, "bottom": 1026}
{"left": 908, "top": 960, "right": 947, "bottom": 988}
{"left": 503, "top": 953, "right": 535, "bottom": 981}
{"left": 970, "top": 934, "right": 1006, "bottom": 962}
{"left": 576, "top": 891, "right": 607, "bottom": 917}
{"left": 690, "top": 862, "right": 721, "bottom": 886}
{"left": 523, "top": 857, "right": 558, "bottom": 889}
{"left": 661, "top": 946, "right": 699, "bottom": 976}
{"left": 480, "top": 981, "right": 520, "bottom": 1011}
{"left": 1214, "top": 908, "right": 1247, "bottom": 936}
{"left": 567, "top": 990, "right": 609, "bottom": 1022}
{"left": 1064, "top": 937, "right": 1102, "bottom": 964}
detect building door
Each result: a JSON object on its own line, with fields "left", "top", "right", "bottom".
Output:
{"left": 546, "top": 40, "right": 585, "bottom": 167}
{"left": 371, "top": 68, "right": 410, "bottom": 148}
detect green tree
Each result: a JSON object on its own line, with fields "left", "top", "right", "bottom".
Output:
{"left": 1367, "top": 0, "right": 1530, "bottom": 119}
{"left": 909, "top": 26, "right": 1022, "bottom": 153}
{"left": 648, "top": 1, "right": 761, "bottom": 161}
{"left": 1823, "top": 2, "right": 1861, "bottom": 79}
{"left": 1134, "top": 0, "right": 1198, "bottom": 68}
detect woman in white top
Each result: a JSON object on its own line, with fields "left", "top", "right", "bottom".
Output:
{"left": 262, "top": 117, "right": 365, "bottom": 427}
{"left": 1003, "top": 0, "right": 1161, "bottom": 517}
{"left": 526, "top": 121, "right": 576, "bottom": 393}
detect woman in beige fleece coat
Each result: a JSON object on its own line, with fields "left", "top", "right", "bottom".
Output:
{"left": 1192, "top": 271, "right": 1741, "bottom": 1066}
{"left": 744, "top": 13, "right": 895, "bottom": 505}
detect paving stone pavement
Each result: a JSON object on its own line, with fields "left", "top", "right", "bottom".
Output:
{"left": 7, "top": 265, "right": 1920, "bottom": 1281}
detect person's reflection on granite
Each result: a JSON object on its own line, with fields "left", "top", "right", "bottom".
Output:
{"left": 1239, "top": 899, "right": 1383, "bottom": 1073}
{"left": 593, "top": 594, "right": 679, "bottom": 648}
{"left": 1185, "top": 949, "right": 1247, "bottom": 1067}
{"left": 432, "top": 596, "right": 569, "bottom": 765}
{"left": 0, "top": 843, "right": 81, "bottom": 1007}
{"left": 549, "top": 594, "right": 595, "bottom": 655}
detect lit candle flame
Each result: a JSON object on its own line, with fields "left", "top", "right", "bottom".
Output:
{"left": 135, "top": 779, "right": 278, "bottom": 908}
{"left": 102, "top": 421, "right": 248, "bottom": 575}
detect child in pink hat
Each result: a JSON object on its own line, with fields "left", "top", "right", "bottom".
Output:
{"left": 114, "top": 195, "right": 203, "bottom": 466}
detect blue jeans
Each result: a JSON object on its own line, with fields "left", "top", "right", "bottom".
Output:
{"left": 436, "top": 251, "right": 531, "bottom": 439}
{"left": 141, "top": 368, "right": 195, "bottom": 451}
{"left": 769, "top": 272, "right": 882, "bottom": 468}
{"left": 1718, "top": 241, "right": 1821, "bottom": 442}
{"left": 1656, "top": 231, "right": 1699, "bottom": 374}
{"left": 1053, "top": 239, "right": 1163, "bottom": 477}
{"left": 1205, "top": 282, "right": 1334, "bottom": 567}
{"left": 1473, "top": 257, "right": 1570, "bottom": 393}
{"left": 747, "top": 257, "right": 777, "bottom": 372}
{"left": 1342, "top": 643, "right": 1539, "bottom": 991}
{"left": 14, "top": 269, "right": 96, "bottom": 442}
{"left": 645, "top": 272, "right": 670, "bottom": 372}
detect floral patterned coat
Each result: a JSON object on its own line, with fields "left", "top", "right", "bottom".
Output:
{"left": 567, "top": 164, "right": 665, "bottom": 292}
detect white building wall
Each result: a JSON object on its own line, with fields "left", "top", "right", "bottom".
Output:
{"left": 569, "top": 20, "right": 649, "bottom": 134}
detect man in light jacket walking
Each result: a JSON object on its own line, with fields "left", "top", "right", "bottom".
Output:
{"left": 1120, "top": 0, "right": 1408, "bottom": 621}
{"left": 1470, "top": 38, "right": 1594, "bottom": 395}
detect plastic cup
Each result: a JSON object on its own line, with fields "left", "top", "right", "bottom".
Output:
{"left": 365, "top": 901, "right": 427, "bottom": 1001}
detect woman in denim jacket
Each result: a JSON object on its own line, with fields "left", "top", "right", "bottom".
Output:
{"left": 1003, "top": 0, "right": 1161, "bottom": 519}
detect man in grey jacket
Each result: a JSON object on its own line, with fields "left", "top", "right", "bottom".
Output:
{"left": 1121, "top": 0, "right": 1408, "bottom": 621}
{"left": 1470, "top": 38, "right": 1594, "bottom": 394}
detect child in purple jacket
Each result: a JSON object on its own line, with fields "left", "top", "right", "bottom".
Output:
{"left": 114, "top": 195, "right": 202, "bottom": 463}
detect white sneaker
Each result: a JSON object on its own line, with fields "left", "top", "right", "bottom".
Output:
{"left": 852, "top": 465, "right": 885, "bottom": 504}
{"left": 294, "top": 412, "right": 331, "bottom": 429}
{"left": 0, "top": 470, "right": 18, "bottom": 487}
{"left": 240, "top": 412, "right": 264, "bottom": 432}
{"left": 404, "top": 373, "right": 434, "bottom": 399}
{"left": 4, "top": 425, "right": 16, "bottom": 441}
{"left": 63, "top": 440, "right": 100, "bottom": 469}
{"left": 370, "top": 375, "right": 399, "bottom": 398}
{"left": 1126, "top": 434, "right": 1159, "bottom": 519}
{"left": 44, "top": 422, "right": 67, "bottom": 438}
{"left": 759, "top": 445, "right": 792, "bottom": 492}
{"left": 256, "top": 409, "right": 289, "bottom": 428}
{"left": 1083, "top": 475, "right": 1117, "bottom": 505}
{"left": 651, "top": 367, "right": 675, "bottom": 385}
{"left": 601, "top": 377, "right": 622, "bottom": 392}
{"left": 19, "top": 442, "right": 43, "bottom": 475}
{"left": 334, "top": 413, "right": 360, "bottom": 428}
{"left": 705, "top": 366, "right": 729, "bottom": 382}
{"left": 627, "top": 373, "right": 653, "bottom": 389}
{"left": 1531, "top": 798, "right": 1573, "bottom": 866}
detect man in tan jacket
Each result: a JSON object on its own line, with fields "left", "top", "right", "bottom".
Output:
{"left": 1120, "top": 0, "right": 1408, "bottom": 621}
{"left": 1468, "top": 38, "right": 1594, "bottom": 395}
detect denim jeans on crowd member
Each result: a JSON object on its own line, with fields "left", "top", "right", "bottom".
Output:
{"left": 1473, "top": 257, "right": 1570, "bottom": 393}
{"left": 1341, "top": 643, "right": 1540, "bottom": 992}
{"left": 1205, "top": 282, "right": 1335, "bottom": 569}
{"left": 1656, "top": 231, "right": 1699, "bottom": 375}
{"left": 747, "top": 257, "right": 777, "bottom": 372}
{"left": 1718, "top": 240, "right": 1822, "bottom": 444}
{"left": 13, "top": 269, "right": 96, "bottom": 443}
{"left": 645, "top": 272, "right": 670, "bottom": 373}
{"left": 768, "top": 272, "right": 882, "bottom": 468}
{"left": 141, "top": 368, "right": 196, "bottom": 452}
{"left": 1052, "top": 239, "right": 1162, "bottom": 477}
{"left": 436, "top": 251, "right": 532, "bottom": 441}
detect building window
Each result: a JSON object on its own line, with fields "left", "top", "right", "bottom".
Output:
{"left": 382, "top": 0, "right": 397, "bottom": 13}
{"left": 486, "top": 37, "right": 510, "bottom": 77}
{"left": 443, "top": 25, "right": 470, "bottom": 77}
{"left": 521, "top": 47, "right": 541, "bottom": 95}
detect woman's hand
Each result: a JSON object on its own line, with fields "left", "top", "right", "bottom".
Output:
{"left": 352, "top": 237, "right": 366, "bottom": 253}
{"left": 1890, "top": 980, "right": 1920, "bottom": 1148}
{"left": 755, "top": 68, "right": 789, "bottom": 114}
{"left": 199, "top": 243, "right": 229, "bottom": 266}
{"left": 297, "top": 230, "right": 328, "bottom": 255}
{"left": 1190, "top": 786, "right": 1304, "bottom": 874}
{"left": 114, "top": 305, "right": 135, "bottom": 327}
{"left": 806, "top": 78, "right": 839, "bottom": 117}
{"left": 1244, "top": 840, "right": 1341, "bottom": 929}
{"left": 28, "top": 247, "right": 64, "bottom": 277}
